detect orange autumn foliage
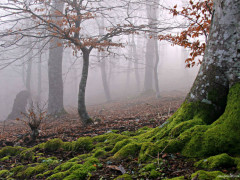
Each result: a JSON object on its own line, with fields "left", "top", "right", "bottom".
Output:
{"left": 159, "top": 0, "right": 213, "bottom": 67}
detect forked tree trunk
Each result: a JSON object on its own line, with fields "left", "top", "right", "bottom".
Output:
{"left": 154, "top": 0, "right": 240, "bottom": 158}
{"left": 78, "top": 49, "right": 93, "bottom": 125}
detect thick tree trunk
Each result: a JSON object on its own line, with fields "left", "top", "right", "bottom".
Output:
{"left": 144, "top": 0, "right": 159, "bottom": 93}
{"left": 152, "top": 0, "right": 240, "bottom": 158}
{"left": 78, "top": 49, "right": 93, "bottom": 125}
{"left": 47, "top": 0, "right": 65, "bottom": 115}
{"left": 186, "top": 0, "right": 240, "bottom": 113}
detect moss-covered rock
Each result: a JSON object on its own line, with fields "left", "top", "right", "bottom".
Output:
{"left": 191, "top": 170, "right": 227, "bottom": 180}
{"left": 74, "top": 137, "right": 93, "bottom": 152}
{"left": 53, "top": 162, "right": 76, "bottom": 173}
{"left": 93, "top": 148, "right": 107, "bottom": 158}
{"left": 20, "top": 149, "right": 35, "bottom": 161}
{"left": 47, "top": 171, "right": 70, "bottom": 180}
{"left": 195, "top": 153, "right": 235, "bottom": 169}
{"left": 0, "top": 146, "right": 24, "bottom": 158}
{"left": 112, "top": 142, "right": 141, "bottom": 160}
{"left": 114, "top": 174, "right": 133, "bottom": 180}
{"left": 17, "top": 164, "right": 47, "bottom": 178}
{"left": 111, "top": 139, "right": 132, "bottom": 154}
{"left": 44, "top": 138, "right": 63, "bottom": 152}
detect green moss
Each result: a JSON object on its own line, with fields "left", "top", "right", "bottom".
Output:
{"left": 74, "top": 137, "right": 93, "bottom": 152}
{"left": 0, "top": 146, "right": 24, "bottom": 158}
{"left": 113, "top": 142, "right": 141, "bottom": 160}
{"left": 45, "top": 138, "right": 63, "bottom": 152}
{"left": 0, "top": 155, "right": 10, "bottom": 161}
{"left": 167, "top": 176, "right": 185, "bottom": 180}
{"left": 63, "top": 142, "right": 74, "bottom": 151}
{"left": 149, "top": 169, "right": 161, "bottom": 178}
{"left": 114, "top": 174, "right": 133, "bottom": 180}
{"left": 63, "top": 157, "right": 98, "bottom": 180}
{"left": 234, "top": 157, "right": 240, "bottom": 171}
{"left": 191, "top": 170, "right": 227, "bottom": 180}
{"left": 170, "top": 118, "right": 206, "bottom": 137}
{"left": 93, "top": 133, "right": 128, "bottom": 145}
{"left": 93, "top": 148, "right": 107, "bottom": 158}
{"left": 141, "top": 163, "right": 156, "bottom": 171}
{"left": 138, "top": 142, "right": 158, "bottom": 162}
{"left": 42, "top": 157, "right": 59, "bottom": 166}
{"left": 47, "top": 171, "right": 70, "bottom": 180}
{"left": 10, "top": 165, "right": 25, "bottom": 175}
{"left": 138, "top": 83, "right": 240, "bottom": 158}
{"left": 20, "top": 149, "right": 35, "bottom": 161}
{"left": 17, "top": 164, "right": 47, "bottom": 178}
{"left": 111, "top": 139, "right": 132, "bottom": 153}
{"left": 53, "top": 162, "right": 76, "bottom": 173}
{"left": 0, "top": 170, "right": 10, "bottom": 178}
{"left": 195, "top": 153, "right": 235, "bottom": 169}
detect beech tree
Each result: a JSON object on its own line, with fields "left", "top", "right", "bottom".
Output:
{"left": 47, "top": 0, "right": 65, "bottom": 115}
{"left": 152, "top": 0, "right": 240, "bottom": 157}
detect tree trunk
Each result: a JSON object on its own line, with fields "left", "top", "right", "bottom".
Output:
{"left": 144, "top": 38, "right": 154, "bottom": 92}
{"left": 153, "top": 39, "right": 160, "bottom": 98}
{"left": 97, "top": 18, "right": 111, "bottom": 102}
{"left": 78, "top": 49, "right": 93, "bottom": 125}
{"left": 47, "top": 0, "right": 65, "bottom": 115}
{"left": 37, "top": 45, "right": 42, "bottom": 103}
{"left": 185, "top": 0, "right": 240, "bottom": 114}
{"left": 144, "top": 0, "right": 159, "bottom": 93}
{"left": 153, "top": 0, "right": 240, "bottom": 158}
{"left": 132, "top": 34, "right": 140, "bottom": 91}
{"left": 26, "top": 38, "right": 33, "bottom": 93}
{"left": 99, "top": 51, "right": 111, "bottom": 102}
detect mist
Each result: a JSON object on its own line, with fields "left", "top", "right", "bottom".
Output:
{"left": 0, "top": 0, "right": 201, "bottom": 121}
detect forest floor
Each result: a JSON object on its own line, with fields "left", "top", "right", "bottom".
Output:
{"left": 0, "top": 91, "right": 184, "bottom": 147}
{"left": 0, "top": 91, "right": 237, "bottom": 179}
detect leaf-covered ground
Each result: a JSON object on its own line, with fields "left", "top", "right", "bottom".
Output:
{"left": 0, "top": 92, "right": 239, "bottom": 179}
{"left": 0, "top": 92, "right": 183, "bottom": 147}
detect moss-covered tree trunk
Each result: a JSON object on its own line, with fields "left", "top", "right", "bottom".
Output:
{"left": 152, "top": 0, "right": 240, "bottom": 158}
{"left": 186, "top": 0, "right": 240, "bottom": 115}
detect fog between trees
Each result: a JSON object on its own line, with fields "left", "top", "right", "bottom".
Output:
{"left": 0, "top": 0, "right": 199, "bottom": 121}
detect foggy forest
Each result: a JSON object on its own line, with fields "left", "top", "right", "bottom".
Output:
{"left": 0, "top": 0, "right": 239, "bottom": 179}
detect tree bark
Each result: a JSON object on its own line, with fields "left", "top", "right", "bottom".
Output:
{"left": 78, "top": 49, "right": 93, "bottom": 125}
{"left": 47, "top": 0, "right": 65, "bottom": 115}
{"left": 186, "top": 0, "right": 240, "bottom": 114}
